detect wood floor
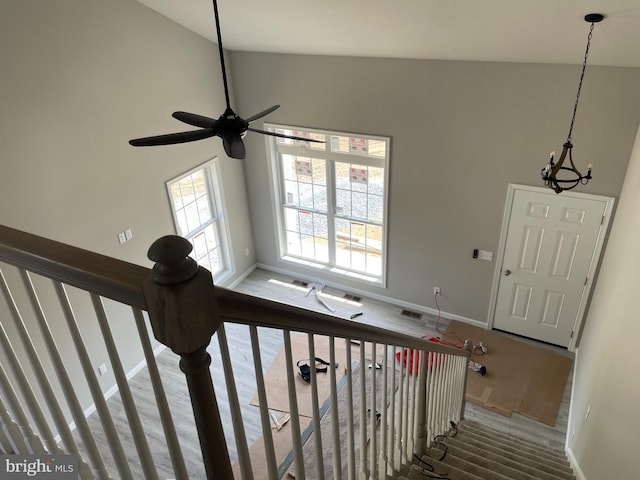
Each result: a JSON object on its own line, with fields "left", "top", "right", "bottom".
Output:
{"left": 81, "top": 267, "right": 573, "bottom": 478}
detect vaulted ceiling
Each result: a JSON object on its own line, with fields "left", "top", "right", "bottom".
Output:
{"left": 134, "top": 0, "right": 640, "bottom": 68}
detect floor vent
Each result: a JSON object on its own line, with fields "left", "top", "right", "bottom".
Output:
{"left": 292, "top": 279, "right": 309, "bottom": 287}
{"left": 343, "top": 293, "right": 362, "bottom": 302}
{"left": 401, "top": 309, "right": 423, "bottom": 320}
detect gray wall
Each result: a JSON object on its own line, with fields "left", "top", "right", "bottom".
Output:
{"left": 567, "top": 124, "right": 640, "bottom": 478}
{"left": 0, "top": 0, "right": 254, "bottom": 414}
{"left": 231, "top": 52, "right": 640, "bottom": 322}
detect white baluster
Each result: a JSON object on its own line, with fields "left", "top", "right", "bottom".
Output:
{"left": 21, "top": 271, "right": 108, "bottom": 479}
{"left": 308, "top": 333, "right": 325, "bottom": 480}
{"left": 284, "top": 330, "right": 305, "bottom": 480}
{"left": 0, "top": 362, "right": 45, "bottom": 454}
{"left": 401, "top": 348, "right": 411, "bottom": 463}
{"left": 407, "top": 348, "right": 418, "bottom": 455}
{"left": 393, "top": 347, "right": 403, "bottom": 471}
{"left": 358, "top": 343, "right": 366, "bottom": 480}
{"left": 0, "top": 270, "right": 65, "bottom": 454}
{"left": 0, "top": 396, "right": 18, "bottom": 454}
{"left": 369, "top": 342, "right": 377, "bottom": 480}
{"left": 387, "top": 346, "right": 397, "bottom": 475}
{"left": 446, "top": 355, "right": 456, "bottom": 425}
{"left": 329, "top": 336, "right": 342, "bottom": 479}
{"left": 0, "top": 390, "right": 29, "bottom": 454}
{"left": 53, "top": 281, "right": 132, "bottom": 480}
{"left": 377, "top": 345, "right": 388, "bottom": 480}
{"left": 132, "top": 309, "right": 188, "bottom": 480}
{"left": 425, "top": 351, "right": 434, "bottom": 448}
{"left": 249, "top": 325, "right": 278, "bottom": 479}
{"left": 345, "top": 338, "right": 355, "bottom": 480}
{"left": 217, "top": 323, "right": 253, "bottom": 480}
{"left": 90, "top": 294, "right": 158, "bottom": 479}
{"left": 414, "top": 348, "right": 428, "bottom": 455}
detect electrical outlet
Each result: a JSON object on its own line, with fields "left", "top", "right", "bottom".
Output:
{"left": 124, "top": 228, "right": 133, "bottom": 241}
{"left": 433, "top": 287, "right": 441, "bottom": 296}
{"left": 117, "top": 232, "right": 126, "bottom": 244}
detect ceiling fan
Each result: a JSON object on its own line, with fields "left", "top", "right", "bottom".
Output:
{"left": 129, "top": 0, "right": 323, "bottom": 159}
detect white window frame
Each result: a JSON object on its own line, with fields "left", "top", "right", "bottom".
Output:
{"left": 165, "top": 158, "right": 234, "bottom": 283}
{"left": 265, "top": 123, "right": 390, "bottom": 286}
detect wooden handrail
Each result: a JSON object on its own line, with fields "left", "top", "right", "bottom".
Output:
{"left": 0, "top": 225, "right": 468, "bottom": 359}
{"left": 215, "top": 288, "right": 469, "bottom": 358}
{"left": 0, "top": 225, "right": 149, "bottom": 309}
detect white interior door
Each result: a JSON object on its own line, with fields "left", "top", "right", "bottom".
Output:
{"left": 493, "top": 186, "right": 612, "bottom": 347}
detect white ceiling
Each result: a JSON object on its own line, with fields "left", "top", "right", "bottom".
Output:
{"left": 134, "top": 0, "right": 640, "bottom": 68}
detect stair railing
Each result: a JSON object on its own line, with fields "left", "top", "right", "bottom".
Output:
{"left": 0, "top": 225, "right": 471, "bottom": 479}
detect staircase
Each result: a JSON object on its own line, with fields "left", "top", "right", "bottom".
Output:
{"left": 400, "top": 419, "right": 575, "bottom": 480}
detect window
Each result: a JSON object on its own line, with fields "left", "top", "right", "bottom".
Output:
{"left": 166, "top": 159, "right": 233, "bottom": 281}
{"left": 266, "top": 125, "right": 390, "bottom": 284}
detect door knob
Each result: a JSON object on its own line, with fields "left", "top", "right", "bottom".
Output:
{"left": 503, "top": 269, "right": 512, "bottom": 276}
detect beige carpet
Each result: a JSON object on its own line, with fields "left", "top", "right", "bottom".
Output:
{"left": 445, "top": 320, "right": 572, "bottom": 426}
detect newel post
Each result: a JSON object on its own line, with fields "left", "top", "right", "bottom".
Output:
{"left": 142, "top": 235, "right": 233, "bottom": 480}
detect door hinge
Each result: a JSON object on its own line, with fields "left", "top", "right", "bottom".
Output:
{"left": 570, "top": 330, "right": 574, "bottom": 339}
{"left": 601, "top": 215, "right": 605, "bottom": 225}
{"left": 584, "top": 276, "right": 588, "bottom": 286}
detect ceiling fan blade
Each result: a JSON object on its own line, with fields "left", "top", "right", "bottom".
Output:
{"left": 172, "top": 111, "right": 217, "bottom": 129}
{"left": 245, "top": 105, "right": 280, "bottom": 123}
{"left": 222, "top": 134, "right": 246, "bottom": 159}
{"left": 129, "top": 129, "right": 215, "bottom": 147}
{"left": 247, "top": 127, "right": 326, "bottom": 144}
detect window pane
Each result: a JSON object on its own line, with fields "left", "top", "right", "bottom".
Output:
{"left": 167, "top": 161, "right": 230, "bottom": 280}
{"left": 169, "top": 183, "right": 184, "bottom": 209}
{"left": 179, "top": 176, "right": 196, "bottom": 205}
{"left": 270, "top": 125, "right": 388, "bottom": 282}
{"left": 184, "top": 200, "right": 200, "bottom": 233}
{"left": 283, "top": 207, "right": 328, "bottom": 262}
{"left": 368, "top": 140, "right": 386, "bottom": 158}
{"left": 175, "top": 208, "right": 188, "bottom": 236}
{"left": 196, "top": 194, "right": 212, "bottom": 223}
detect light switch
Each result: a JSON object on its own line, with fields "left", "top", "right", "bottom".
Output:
{"left": 125, "top": 228, "right": 133, "bottom": 241}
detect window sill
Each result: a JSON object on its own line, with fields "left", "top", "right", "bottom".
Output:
{"left": 281, "top": 255, "right": 384, "bottom": 286}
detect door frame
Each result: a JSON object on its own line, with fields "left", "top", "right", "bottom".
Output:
{"left": 486, "top": 184, "right": 616, "bottom": 351}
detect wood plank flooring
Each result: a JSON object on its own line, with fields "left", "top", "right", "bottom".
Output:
{"left": 79, "top": 267, "right": 573, "bottom": 478}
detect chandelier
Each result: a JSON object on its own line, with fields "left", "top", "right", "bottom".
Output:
{"left": 541, "top": 13, "right": 604, "bottom": 194}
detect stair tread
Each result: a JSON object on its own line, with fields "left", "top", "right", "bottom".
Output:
{"left": 408, "top": 458, "right": 484, "bottom": 480}
{"left": 430, "top": 445, "right": 574, "bottom": 480}
{"left": 463, "top": 419, "right": 567, "bottom": 457}
{"left": 454, "top": 428, "right": 572, "bottom": 471}
{"left": 441, "top": 440, "right": 574, "bottom": 480}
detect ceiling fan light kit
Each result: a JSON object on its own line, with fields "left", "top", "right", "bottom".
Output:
{"left": 541, "top": 13, "right": 604, "bottom": 194}
{"left": 129, "top": 0, "right": 323, "bottom": 159}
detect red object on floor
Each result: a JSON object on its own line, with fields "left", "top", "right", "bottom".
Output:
{"left": 395, "top": 337, "right": 443, "bottom": 373}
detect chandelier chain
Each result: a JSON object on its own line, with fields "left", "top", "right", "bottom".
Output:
{"left": 567, "top": 21, "right": 596, "bottom": 141}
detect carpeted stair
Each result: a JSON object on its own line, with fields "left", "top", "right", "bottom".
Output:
{"left": 398, "top": 419, "right": 575, "bottom": 480}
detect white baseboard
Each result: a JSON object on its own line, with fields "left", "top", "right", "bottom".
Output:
{"left": 566, "top": 446, "right": 587, "bottom": 480}
{"left": 256, "top": 263, "right": 487, "bottom": 329}
{"left": 226, "top": 263, "right": 257, "bottom": 289}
